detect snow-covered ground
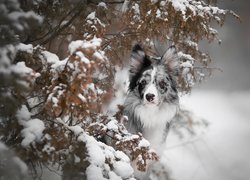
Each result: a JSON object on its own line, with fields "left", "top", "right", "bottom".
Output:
{"left": 164, "top": 90, "right": 250, "bottom": 180}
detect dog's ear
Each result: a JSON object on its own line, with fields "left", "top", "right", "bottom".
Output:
{"left": 161, "top": 45, "right": 179, "bottom": 76}
{"left": 129, "top": 44, "right": 151, "bottom": 76}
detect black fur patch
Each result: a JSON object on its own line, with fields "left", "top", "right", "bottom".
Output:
{"left": 129, "top": 56, "right": 152, "bottom": 91}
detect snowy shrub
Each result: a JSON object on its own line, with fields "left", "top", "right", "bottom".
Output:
{"left": 0, "top": 0, "right": 238, "bottom": 179}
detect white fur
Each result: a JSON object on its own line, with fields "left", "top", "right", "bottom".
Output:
{"left": 143, "top": 67, "right": 159, "bottom": 104}
{"left": 135, "top": 103, "right": 178, "bottom": 154}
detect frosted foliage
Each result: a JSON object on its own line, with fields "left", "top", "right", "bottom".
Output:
{"left": 0, "top": 45, "right": 34, "bottom": 76}
{"left": 67, "top": 125, "right": 135, "bottom": 180}
{"left": 178, "top": 51, "right": 195, "bottom": 87}
{"left": 46, "top": 37, "right": 107, "bottom": 114}
{"left": 68, "top": 37, "right": 102, "bottom": 55}
{"left": 20, "top": 119, "right": 45, "bottom": 147}
{"left": 0, "top": 0, "right": 42, "bottom": 45}
{"left": 113, "top": 161, "right": 134, "bottom": 179}
{"left": 168, "top": 0, "right": 226, "bottom": 19}
{"left": 42, "top": 51, "right": 60, "bottom": 64}
{"left": 16, "top": 43, "right": 33, "bottom": 54}
{"left": 16, "top": 105, "right": 45, "bottom": 147}
{"left": 0, "top": 0, "right": 237, "bottom": 179}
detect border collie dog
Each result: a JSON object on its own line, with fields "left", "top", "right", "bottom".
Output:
{"left": 124, "top": 44, "right": 179, "bottom": 155}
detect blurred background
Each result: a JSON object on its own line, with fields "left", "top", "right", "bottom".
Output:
{"left": 164, "top": 0, "right": 250, "bottom": 180}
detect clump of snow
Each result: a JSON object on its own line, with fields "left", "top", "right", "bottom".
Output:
{"left": 75, "top": 51, "right": 90, "bottom": 64}
{"left": 93, "top": 51, "right": 104, "bottom": 61}
{"left": 42, "top": 51, "right": 60, "bottom": 64}
{"left": 51, "top": 58, "right": 67, "bottom": 70}
{"left": 87, "top": 11, "right": 96, "bottom": 20}
{"left": 138, "top": 139, "right": 150, "bottom": 148}
{"left": 42, "top": 143, "right": 55, "bottom": 154}
{"left": 98, "top": 2, "right": 107, "bottom": 9}
{"left": 8, "top": 10, "right": 43, "bottom": 24}
{"left": 113, "top": 161, "right": 134, "bottom": 179}
{"left": 86, "top": 11, "right": 105, "bottom": 28}
{"left": 86, "top": 164, "right": 106, "bottom": 180}
{"left": 20, "top": 118, "right": 45, "bottom": 147}
{"left": 108, "top": 171, "right": 123, "bottom": 180}
{"left": 74, "top": 128, "right": 134, "bottom": 179}
{"left": 180, "top": 61, "right": 193, "bottom": 68}
{"left": 156, "top": 9, "right": 161, "bottom": 19}
{"left": 78, "top": 93, "right": 87, "bottom": 102}
{"left": 132, "top": 3, "right": 140, "bottom": 20}
{"left": 87, "top": 83, "right": 95, "bottom": 92}
{"left": 85, "top": 135, "right": 106, "bottom": 165}
{"left": 122, "top": 0, "right": 129, "bottom": 12}
{"left": 16, "top": 43, "right": 33, "bottom": 53}
{"left": 68, "top": 40, "right": 83, "bottom": 55}
{"left": 68, "top": 125, "right": 84, "bottom": 136}
{"left": 68, "top": 37, "right": 102, "bottom": 55}
{"left": 115, "top": 151, "right": 130, "bottom": 163}
{"left": 16, "top": 105, "right": 45, "bottom": 147}
{"left": 170, "top": 0, "right": 187, "bottom": 16}
{"left": 16, "top": 105, "right": 31, "bottom": 121}
{"left": 167, "top": 0, "right": 226, "bottom": 20}
{"left": 106, "top": 120, "right": 119, "bottom": 131}
{"left": 11, "top": 62, "right": 33, "bottom": 76}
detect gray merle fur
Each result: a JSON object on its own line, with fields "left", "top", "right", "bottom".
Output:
{"left": 124, "top": 44, "right": 179, "bottom": 136}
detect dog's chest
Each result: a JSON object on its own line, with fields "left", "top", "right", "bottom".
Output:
{"left": 136, "top": 104, "right": 177, "bottom": 153}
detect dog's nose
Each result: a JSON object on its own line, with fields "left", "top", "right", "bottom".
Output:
{"left": 145, "top": 93, "right": 155, "bottom": 102}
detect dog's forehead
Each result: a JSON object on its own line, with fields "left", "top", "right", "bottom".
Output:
{"left": 142, "top": 66, "right": 167, "bottom": 79}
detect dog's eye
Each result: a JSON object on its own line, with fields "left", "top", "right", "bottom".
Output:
{"left": 140, "top": 79, "right": 147, "bottom": 87}
{"left": 159, "top": 80, "right": 167, "bottom": 89}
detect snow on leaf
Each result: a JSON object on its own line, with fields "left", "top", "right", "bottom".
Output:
{"left": 87, "top": 11, "right": 96, "bottom": 20}
{"left": 51, "top": 58, "right": 67, "bottom": 70}
{"left": 98, "top": 2, "right": 107, "bottom": 9}
{"left": 42, "top": 51, "right": 60, "bottom": 64}
{"left": 75, "top": 51, "right": 90, "bottom": 64}
{"left": 138, "top": 139, "right": 150, "bottom": 148}
{"left": 20, "top": 118, "right": 45, "bottom": 147}
{"left": 68, "top": 40, "right": 83, "bottom": 55}
{"left": 79, "top": 134, "right": 106, "bottom": 166}
{"left": 115, "top": 151, "right": 130, "bottom": 163}
{"left": 68, "top": 37, "right": 102, "bottom": 55}
{"left": 78, "top": 93, "right": 87, "bottom": 102}
{"left": 16, "top": 105, "right": 31, "bottom": 121}
{"left": 106, "top": 120, "right": 119, "bottom": 132}
{"left": 68, "top": 125, "right": 84, "bottom": 136}
{"left": 86, "top": 164, "right": 107, "bottom": 180}
{"left": 122, "top": 0, "right": 129, "bottom": 13}
{"left": 11, "top": 62, "right": 33, "bottom": 76}
{"left": 113, "top": 161, "right": 134, "bottom": 179}
{"left": 16, "top": 43, "right": 33, "bottom": 54}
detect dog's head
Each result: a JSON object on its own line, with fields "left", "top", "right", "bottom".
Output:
{"left": 128, "top": 44, "right": 179, "bottom": 106}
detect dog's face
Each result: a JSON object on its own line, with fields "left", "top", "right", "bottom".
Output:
{"left": 128, "top": 45, "right": 179, "bottom": 106}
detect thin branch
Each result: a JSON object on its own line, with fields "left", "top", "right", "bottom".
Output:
{"left": 166, "top": 138, "right": 201, "bottom": 150}
{"left": 40, "top": 4, "right": 86, "bottom": 45}
{"left": 194, "top": 66, "right": 223, "bottom": 72}
{"left": 103, "top": 0, "right": 125, "bottom": 4}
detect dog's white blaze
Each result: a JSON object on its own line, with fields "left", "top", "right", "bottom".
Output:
{"left": 136, "top": 103, "right": 178, "bottom": 154}
{"left": 144, "top": 67, "right": 159, "bottom": 104}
